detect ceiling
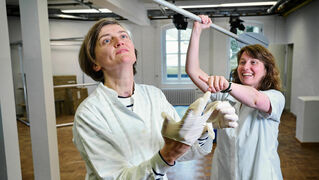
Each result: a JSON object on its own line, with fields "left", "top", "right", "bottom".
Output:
{"left": 6, "top": 0, "right": 312, "bottom": 25}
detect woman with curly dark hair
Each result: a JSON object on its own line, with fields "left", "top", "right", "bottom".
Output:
{"left": 186, "top": 15, "right": 285, "bottom": 180}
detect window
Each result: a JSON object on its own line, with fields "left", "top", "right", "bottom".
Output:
{"left": 229, "top": 22, "right": 263, "bottom": 73}
{"left": 162, "top": 25, "right": 192, "bottom": 83}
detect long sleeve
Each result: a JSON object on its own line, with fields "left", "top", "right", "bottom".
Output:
{"left": 178, "top": 131, "right": 213, "bottom": 161}
{"left": 73, "top": 109, "right": 172, "bottom": 180}
{"left": 72, "top": 83, "right": 213, "bottom": 179}
{"left": 72, "top": 84, "right": 176, "bottom": 180}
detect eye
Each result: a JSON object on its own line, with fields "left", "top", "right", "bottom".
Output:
{"left": 103, "top": 39, "right": 111, "bottom": 44}
{"left": 121, "top": 34, "right": 128, "bottom": 39}
{"left": 239, "top": 60, "right": 245, "bottom": 65}
{"left": 251, "top": 60, "right": 257, "bottom": 65}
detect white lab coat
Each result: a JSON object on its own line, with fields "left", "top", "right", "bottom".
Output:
{"left": 210, "top": 89, "right": 285, "bottom": 180}
{"left": 73, "top": 83, "right": 213, "bottom": 180}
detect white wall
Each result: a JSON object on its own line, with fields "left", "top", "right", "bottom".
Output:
{"left": 285, "top": 1, "right": 319, "bottom": 115}
{"left": 49, "top": 20, "right": 97, "bottom": 94}
{"left": 50, "top": 20, "right": 147, "bottom": 91}
{"left": 49, "top": 20, "right": 94, "bottom": 83}
{"left": 210, "top": 18, "right": 231, "bottom": 77}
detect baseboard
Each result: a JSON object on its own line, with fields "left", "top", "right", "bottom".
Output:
{"left": 295, "top": 137, "right": 319, "bottom": 147}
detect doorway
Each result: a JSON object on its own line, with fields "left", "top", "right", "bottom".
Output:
{"left": 268, "top": 44, "right": 293, "bottom": 111}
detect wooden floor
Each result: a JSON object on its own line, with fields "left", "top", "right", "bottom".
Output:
{"left": 17, "top": 111, "right": 319, "bottom": 180}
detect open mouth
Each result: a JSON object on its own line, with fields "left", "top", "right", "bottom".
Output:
{"left": 242, "top": 73, "right": 253, "bottom": 77}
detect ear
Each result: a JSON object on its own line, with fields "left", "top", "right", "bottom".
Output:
{"left": 93, "top": 64, "right": 101, "bottom": 72}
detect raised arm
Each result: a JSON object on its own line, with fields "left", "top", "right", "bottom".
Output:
{"left": 186, "top": 15, "right": 212, "bottom": 92}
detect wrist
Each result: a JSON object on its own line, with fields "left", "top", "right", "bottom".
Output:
{"left": 160, "top": 138, "right": 190, "bottom": 164}
{"left": 221, "top": 82, "right": 232, "bottom": 93}
{"left": 192, "top": 26, "right": 202, "bottom": 35}
{"left": 158, "top": 150, "right": 175, "bottom": 166}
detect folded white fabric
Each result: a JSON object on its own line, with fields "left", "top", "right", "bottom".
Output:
{"left": 161, "top": 92, "right": 212, "bottom": 145}
{"left": 204, "top": 101, "right": 239, "bottom": 129}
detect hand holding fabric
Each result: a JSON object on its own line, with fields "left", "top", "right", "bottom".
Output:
{"left": 204, "top": 101, "right": 239, "bottom": 129}
{"left": 161, "top": 92, "right": 211, "bottom": 145}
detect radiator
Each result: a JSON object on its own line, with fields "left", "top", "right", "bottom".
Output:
{"left": 162, "top": 89, "right": 196, "bottom": 105}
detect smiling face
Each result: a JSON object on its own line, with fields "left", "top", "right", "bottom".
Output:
{"left": 93, "top": 24, "right": 136, "bottom": 74}
{"left": 237, "top": 51, "right": 266, "bottom": 89}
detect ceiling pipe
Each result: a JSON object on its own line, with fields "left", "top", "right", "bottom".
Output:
{"left": 158, "top": 5, "right": 167, "bottom": 16}
{"left": 267, "top": 0, "right": 289, "bottom": 14}
{"left": 73, "top": 0, "right": 102, "bottom": 13}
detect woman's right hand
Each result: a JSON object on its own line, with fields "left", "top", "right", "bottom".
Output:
{"left": 160, "top": 138, "right": 190, "bottom": 165}
{"left": 199, "top": 75, "right": 230, "bottom": 93}
{"left": 193, "top": 15, "right": 212, "bottom": 31}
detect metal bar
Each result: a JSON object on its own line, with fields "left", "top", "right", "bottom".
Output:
{"left": 50, "top": 37, "right": 83, "bottom": 41}
{"left": 50, "top": 43, "right": 82, "bottom": 46}
{"left": 153, "top": 0, "right": 251, "bottom": 45}
{"left": 17, "top": 118, "right": 30, "bottom": 126}
{"left": 54, "top": 82, "right": 98, "bottom": 88}
{"left": 18, "top": 44, "right": 30, "bottom": 123}
{"left": 18, "top": 117, "right": 74, "bottom": 128}
{"left": 56, "top": 122, "right": 73, "bottom": 128}
{"left": 10, "top": 37, "right": 83, "bottom": 46}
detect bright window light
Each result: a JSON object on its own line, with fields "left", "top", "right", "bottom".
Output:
{"left": 61, "top": 8, "right": 112, "bottom": 13}
{"left": 179, "top": 1, "right": 277, "bottom": 9}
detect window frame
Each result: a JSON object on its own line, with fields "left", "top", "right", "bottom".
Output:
{"left": 161, "top": 24, "right": 192, "bottom": 84}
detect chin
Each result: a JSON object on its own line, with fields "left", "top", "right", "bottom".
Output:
{"left": 121, "top": 56, "right": 136, "bottom": 63}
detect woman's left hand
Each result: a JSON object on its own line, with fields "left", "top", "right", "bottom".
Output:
{"left": 199, "top": 75, "right": 229, "bottom": 93}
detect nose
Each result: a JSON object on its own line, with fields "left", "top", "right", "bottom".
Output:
{"left": 114, "top": 37, "right": 124, "bottom": 48}
{"left": 242, "top": 62, "right": 250, "bottom": 70}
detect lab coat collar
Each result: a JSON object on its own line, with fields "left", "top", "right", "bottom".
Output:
{"left": 98, "top": 82, "right": 140, "bottom": 116}
{"left": 98, "top": 82, "right": 136, "bottom": 98}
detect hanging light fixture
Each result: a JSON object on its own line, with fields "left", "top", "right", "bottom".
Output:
{"left": 173, "top": 13, "right": 188, "bottom": 30}
{"left": 229, "top": 16, "right": 245, "bottom": 34}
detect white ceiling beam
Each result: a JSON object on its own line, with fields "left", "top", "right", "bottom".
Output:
{"left": 93, "top": 0, "right": 150, "bottom": 26}
{"left": 144, "top": 0, "right": 276, "bottom": 9}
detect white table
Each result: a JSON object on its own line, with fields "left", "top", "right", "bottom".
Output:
{"left": 296, "top": 96, "right": 319, "bottom": 143}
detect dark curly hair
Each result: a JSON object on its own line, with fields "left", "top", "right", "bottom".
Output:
{"left": 232, "top": 44, "right": 281, "bottom": 91}
{"left": 79, "top": 18, "right": 137, "bottom": 83}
